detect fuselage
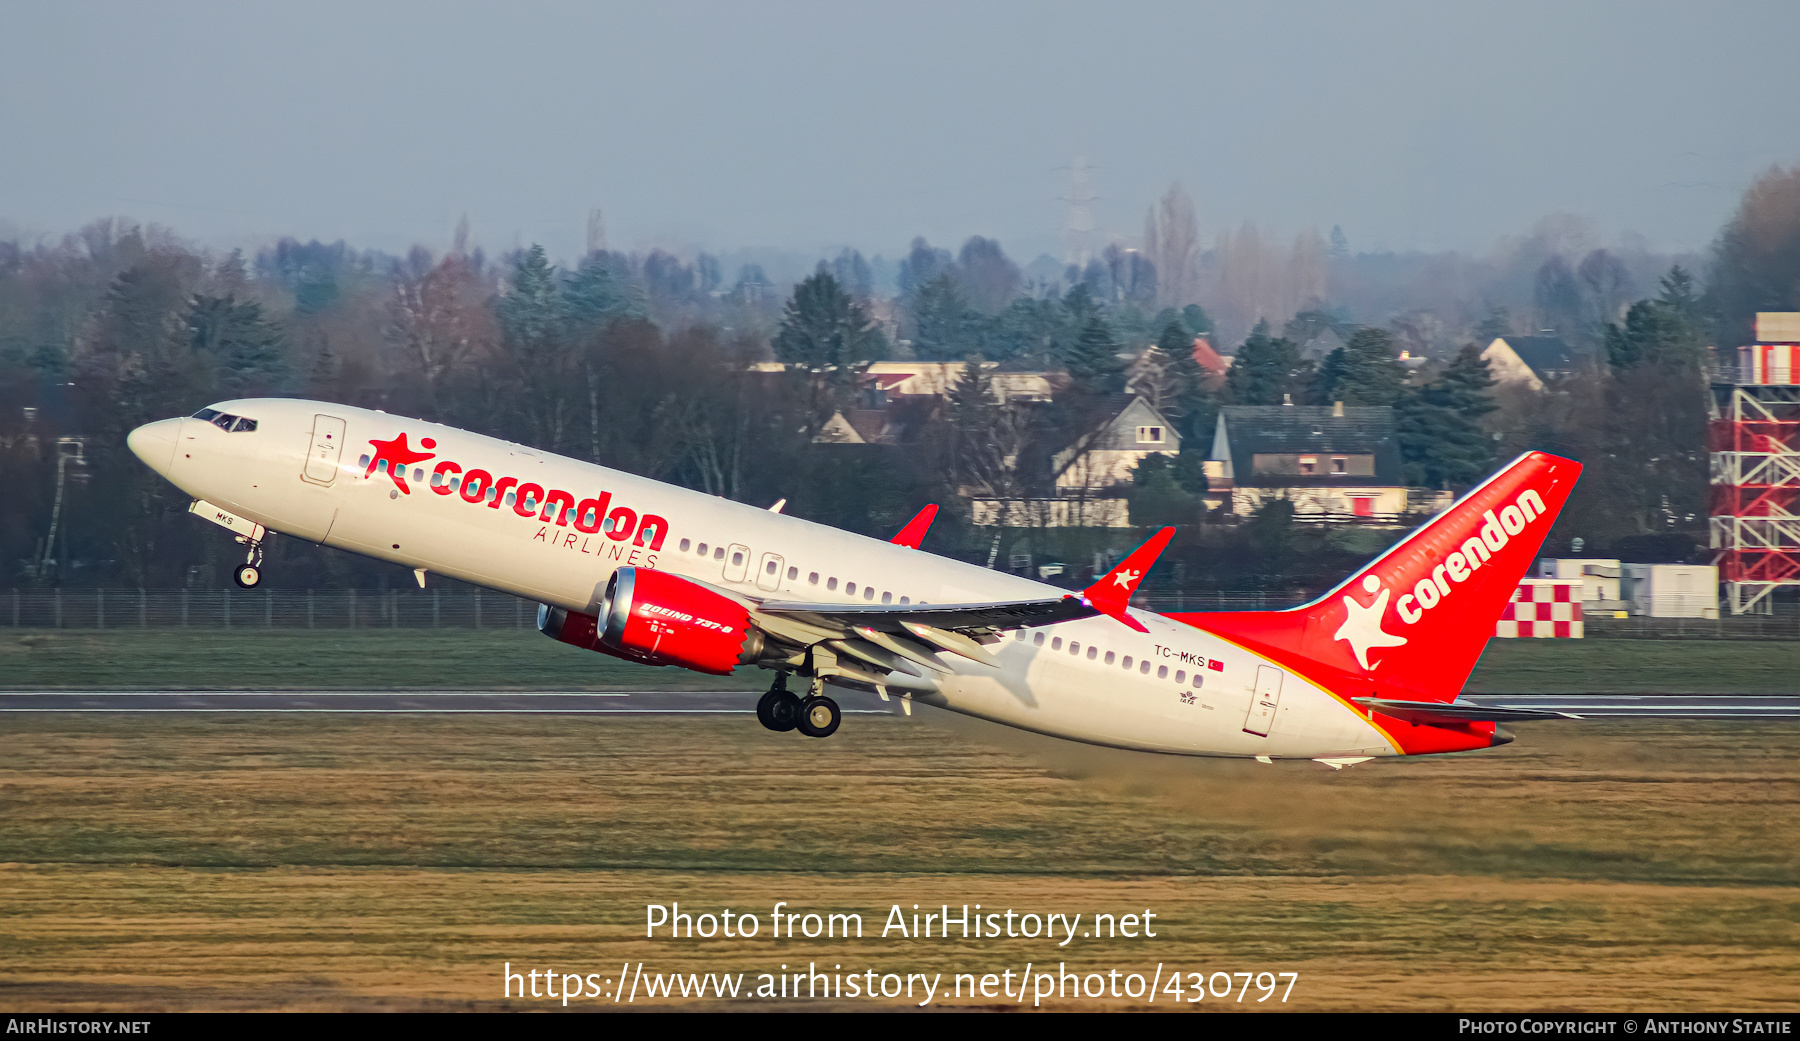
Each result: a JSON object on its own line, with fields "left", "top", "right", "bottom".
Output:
{"left": 128, "top": 397, "right": 1404, "bottom": 760}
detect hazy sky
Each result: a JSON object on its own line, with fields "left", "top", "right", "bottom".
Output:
{"left": 3, "top": 0, "right": 1797, "bottom": 265}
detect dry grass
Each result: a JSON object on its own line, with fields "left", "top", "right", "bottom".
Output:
{"left": 1, "top": 711, "right": 1797, "bottom": 1011}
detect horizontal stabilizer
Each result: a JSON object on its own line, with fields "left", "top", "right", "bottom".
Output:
{"left": 1353, "top": 697, "right": 1578, "bottom": 724}
{"left": 890, "top": 504, "right": 939, "bottom": 549}
{"left": 1083, "top": 526, "right": 1174, "bottom": 632}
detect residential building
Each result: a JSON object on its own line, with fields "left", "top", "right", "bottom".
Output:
{"left": 1202, "top": 402, "right": 1439, "bottom": 521}
{"left": 1480, "top": 335, "right": 1584, "bottom": 391}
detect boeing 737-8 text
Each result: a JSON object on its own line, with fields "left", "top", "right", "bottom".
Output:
{"left": 127, "top": 398, "right": 1584, "bottom": 764}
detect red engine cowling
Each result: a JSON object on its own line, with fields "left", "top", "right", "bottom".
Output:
{"left": 538, "top": 568, "right": 759, "bottom": 675}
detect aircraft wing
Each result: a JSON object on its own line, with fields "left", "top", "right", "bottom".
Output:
{"left": 755, "top": 595, "right": 1095, "bottom": 634}
{"left": 1353, "top": 697, "right": 1579, "bottom": 724}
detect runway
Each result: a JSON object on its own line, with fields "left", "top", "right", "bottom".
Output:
{"left": 0, "top": 690, "right": 895, "bottom": 714}
{"left": 0, "top": 691, "right": 1796, "bottom": 717}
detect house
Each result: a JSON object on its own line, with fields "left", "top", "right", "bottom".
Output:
{"left": 970, "top": 395, "right": 1179, "bottom": 528}
{"left": 1481, "top": 335, "right": 1583, "bottom": 391}
{"left": 1202, "top": 402, "right": 1430, "bottom": 521}
{"left": 1297, "top": 326, "right": 1348, "bottom": 364}
{"left": 1050, "top": 394, "right": 1180, "bottom": 491}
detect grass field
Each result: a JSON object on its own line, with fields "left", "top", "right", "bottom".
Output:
{"left": 0, "top": 628, "right": 1795, "bottom": 693}
{"left": 1, "top": 711, "right": 1797, "bottom": 1011}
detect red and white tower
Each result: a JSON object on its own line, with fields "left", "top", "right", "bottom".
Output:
{"left": 1711, "top": 312, "right": 1800, "bottom": 614}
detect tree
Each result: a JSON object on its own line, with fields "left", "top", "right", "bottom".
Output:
{"left": 1144, "top": 183, "right": 1199, "bottom": 307}
{"left": 1152, "top": 321, "right": 1217, "bottom": 442}
{"left": 1533, "top": 255, "right": 1582, "bottom": 337}
{"left": 1321, "top": 327, "right": 1406, "bottom": 406}
{"left": 185, "top": 293, "right": 285, "bottom": 394}
{"left": 1128, "top": 454, "right": 1200, "bottom": 527}
{"left": 1060, "top": 315, "right": 1126, "bottom": 395}
{"left": 956, "top": 237, "right": 1021, "bottom": 314}
{"left": 1225, "top": 320, "right": 1301, "bottom": 405}
{"left": 1709, "top": 164, "right": 1800, "bottom": 346}
{"left": 772, "top": 270, "right": 887, "bottom": 373}
{"left": 1396, "top": 343, "right": 1497, "bottom": 487}
{"left": 911, "top": 274, "right": 978, "bottom": 361}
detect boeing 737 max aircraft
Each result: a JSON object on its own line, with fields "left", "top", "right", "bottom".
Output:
{"left": 127, "top": 398, "right": 1584, "bottom": 766}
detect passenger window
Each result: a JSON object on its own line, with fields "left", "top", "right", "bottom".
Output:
{"left": 1087, "top": 646, "right": 1097, "bottom": 660}
{"left": 899, "top": 596, "right": 909, "bottom": 604}
{"left": 827, "top": 578, "right": 838, "bottom": 591}
{"left": 1033, "top": 633, "right": 1045, "bottom": 646}
{"left": 1122, "top": 655, "right": 1132, "bottom": 669}
{"left": 846, "top": 582, "right": 856, "bottom": 595}
{"left": 765, "top": 559, "right": 777, "bottom": 575}
{"left": 809, "top": 572, "right": 819, "bottom": 585}
{"left": 1176, "top": 670, "right": 1186, "bottom": 683}
{"left": 732, "top": 551, "right": 744, "bottom": 566}
{"left": 1051, "top": 638, "right": 1063, "bottom": 650}
{"left": 1140, "top": 661, "right": 1150, "bottom": 674}
{"left": 697, "top": 542, "right": 708, "bottom": 555}
{"left": 714, "top": 547, "right": 725, "bottom": 560}
{"left": 679, "top": 539, "right": 691, "bottom": 552}
{"left": 788, "top": 566, "right": 798, "bottom": 580}
{"left": 1014, "top": 631, "right": 1025, "bottom": 641}
{"left": 1157, "top": 666, "right": 1169, "bottom": 679}
{"left": 881, "top": 592, "right": 892, "bottom": 604}
{"left": 431, "top": 472, "right": 443, "bottom": 488}
{"left": 1069, "top": 642, "right": 1080, "bottom": 655}
{"left": 1104, "top": 651, "right": 1115, "bottom": 665}
{"left": 412, "top": 467, "right": 423, "bottom": 481}
{"left": 864, "top": 587, "right": 875, "bottom": 601}
{"left": 486, "top": 486, "right": 498, "bottom": 502}
{"left": 505, "top": 492, "right": 516, "bottom": 506}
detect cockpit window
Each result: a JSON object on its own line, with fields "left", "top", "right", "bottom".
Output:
{"left": 191, "top": 408, "right": 257, "bottom": 432}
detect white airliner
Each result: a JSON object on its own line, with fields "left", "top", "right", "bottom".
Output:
{"left": 128, "top": 398, "right": 1583, "bottom": 765}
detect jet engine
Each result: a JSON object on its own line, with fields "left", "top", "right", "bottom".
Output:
{"left": 538, "top": 567, "right": 761, "bottom": 675}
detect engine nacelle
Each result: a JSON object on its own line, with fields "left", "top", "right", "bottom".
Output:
{"left": 538, "top": 568, "right": 760, "bottom": 675}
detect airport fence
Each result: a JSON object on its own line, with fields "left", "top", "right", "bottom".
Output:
{"left": 2, "top": 587, "right": 1798, "bottom": 639}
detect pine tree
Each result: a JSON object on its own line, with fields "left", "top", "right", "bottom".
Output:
{"left": 1225, "top": 320, "right": 1300, "bottom": 405}
{"left": 562, "top": 254, "right": 642, "bottom": 334}
{"left": 1326, "top": 327, "right": 1406, "bottom": 405}
{"left": 1396, "top": 343, "right": 1497, "bottom": 487}
{"left": 185, "top": 293, "right": 285, "bottom": 394}
{"left": 912, "top": 273, "right": 976, "bottom": 360}
{"left": 772, "top": 271, "right": 887, "bottom": 373}
{"left": 1061, "top": 314, "right": 1126, "bottom": 394}
{"left": 1155, "top": 320, "right": 1217, "bottom": 442}
{"left": 497, "top": 245, "right": 563, "bottom": 355}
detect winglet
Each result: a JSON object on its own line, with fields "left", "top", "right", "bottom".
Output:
{"left": 1082, "top": 526, "right": 1175, "bottom": 632}
{"left": 890, "top": 504, "right": 939, "bottom": 549}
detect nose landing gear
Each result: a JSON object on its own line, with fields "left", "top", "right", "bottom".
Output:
{"left": 232, "top": 537, "right": 264, "bottom": 589}
{"left": 757, "top": 673, "right": 840, "bottom": 739}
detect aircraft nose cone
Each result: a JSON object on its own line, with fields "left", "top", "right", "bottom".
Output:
{"left": 127, "top": 418, "right": 181, "bottom": 476}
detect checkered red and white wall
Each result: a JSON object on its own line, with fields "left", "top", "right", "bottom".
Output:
{"left": 1495, "top": 579, "right": 1584, "bottom": 638}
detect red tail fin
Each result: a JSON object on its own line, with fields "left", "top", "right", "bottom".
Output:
{"left": 890, "top": 504, "right": 938, "bottom": 549}
{"left": 1170, "top": 451, "right": 1581, "bottom": 704}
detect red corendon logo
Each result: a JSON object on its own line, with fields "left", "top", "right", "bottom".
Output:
{"left": 355, "top": 439, "right": 671, "bottom": 551}
{"left": 365, "top": 433, "right": 437, "bottom": 494}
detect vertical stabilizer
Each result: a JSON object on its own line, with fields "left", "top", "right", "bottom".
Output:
{"left": 1170, "top": 451, "right": 1581, "bottom": 706}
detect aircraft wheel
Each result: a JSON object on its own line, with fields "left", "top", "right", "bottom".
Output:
{"left": 796, "top": 695, "right": 840, "bottom": 739}
{"left": 233, "top": 565, "right": 262, "bottom": 589}
{"left": 757, "top": 688, "right": 800, "bottom": 732}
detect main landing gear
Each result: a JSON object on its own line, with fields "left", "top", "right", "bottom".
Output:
{"left": 757, "top": 674, "right": 840, "bottom": 739}
{"left": 232, "top": 536, "right": 264, "bottom": 589}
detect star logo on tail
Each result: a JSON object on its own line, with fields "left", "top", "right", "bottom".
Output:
{"left": 1334, "top": 575, "right": 1408, "bottom": 671}
{"left": 364, "top": 433, "right": 437, "bottom": 495}
{"left": 1113, "top": 569, "right": 1141, "bottom": 589}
